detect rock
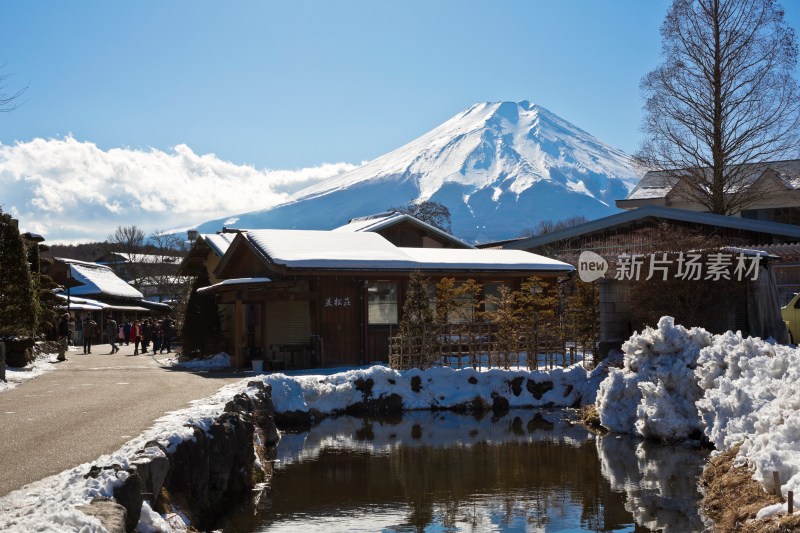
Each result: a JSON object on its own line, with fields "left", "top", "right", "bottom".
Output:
{"left": 410, "top": 375, "right": 422, "bottom": 393}
{"left": 113, "top": 470, "right": 143, "bottom": 532}
{"left": 526, "top": 379, "right": 554, "bottom": 400}
{"left": 509, "top": 376, "right": 524, "bottom": 396}
{"left": 491, "top": 393, "right": 510, "bottom": 415}
{"left": 77, "top": 498, "right": 127, "bottom": 533}
{"left": 130, "top": 445, "right": 170, "bottom": 504}
{"left": 345, "top": 393, "right": 403, "bottom": 416}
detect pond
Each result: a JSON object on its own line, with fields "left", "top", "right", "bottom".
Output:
{"left": 219, "top": 410, "right": 709, "bottom": 532}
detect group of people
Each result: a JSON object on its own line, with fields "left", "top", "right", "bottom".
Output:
{"left": 106, "top": 316, "right": 175, "bottom": 355}
{"left": 57, "top": 313, "right": 176, "bottom": 358}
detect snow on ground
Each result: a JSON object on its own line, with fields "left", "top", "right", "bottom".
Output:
{"left": 263, "top": 363, "right": 605, "bottom": 415}
{"left": 0, "top": 343, "right": 65, "bottom": 394}
{"left": 162, "top": 351, "right": 232, "bottom": 370}
{"left": 596, "top": 316, "right": 800, "bottom": 516}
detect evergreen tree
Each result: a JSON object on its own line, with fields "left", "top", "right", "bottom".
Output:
{"left": 181, "top": 269, "right": 220, "bottom": 358}
{"left": 400, "top": 271, "right": 439, "bottom": 368}
{"left": 0, "top": 209, "right": 37, "bottom": 336}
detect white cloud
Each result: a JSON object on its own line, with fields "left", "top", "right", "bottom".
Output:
{"left": 0, "top": 136, "right": 357, "bottom": 243}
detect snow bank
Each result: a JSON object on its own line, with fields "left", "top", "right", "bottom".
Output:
{"left": 596, "top": 315, "right": 800, "bottom": 505}
{"left": 596, "top": 316, "right": 711, "bottom": 440}
{"left": 0, "top": 343, "right": 64, "bottom": 394}
{"left": 172, "top": 352, "right": 231, "bottom": 370}
{"left": 262, "top": 363, "right": 604, "bottom": 415}
{"left": 696, "top": 331, "right": 800, "bottom": 499}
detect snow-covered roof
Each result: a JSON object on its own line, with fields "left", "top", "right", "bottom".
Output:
{"left": 58, "top": 258, "right": 144, "bottom": 299}
{"left": 334, "top": 212, "right": 475, "bottom": 249}
{"left": 241, "top": 230, "right": 573, "bottom": 272}
{"left": 624, "top": 159, "right": 800, "bottom": 201}
{"left": 246, "top": 230, "right": 416, "bottom": 269}
{"left": 506, "top": 205, "right": 800, "bottom": 251}
{"left": 54, "top": 292, "right": 151, "bottom": 312}
{"left": 399, "top": 247, "right": 573, "bottom": 271}
{"left": 197, "top": 277, "right": 272, "bottom": 295}
{"left": 202, "top": 233, "right": 237, "bottom": 257}
{"left": 97, "top": 252, "right": 183, "bottom": 265}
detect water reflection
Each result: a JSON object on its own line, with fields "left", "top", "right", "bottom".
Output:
{"left": 221, "top": 410, "right": 707, "bottom": 532}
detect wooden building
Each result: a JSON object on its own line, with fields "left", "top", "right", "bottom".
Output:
{"left": 183, "top": 227, "right": 573, "bottom": 369}
{"left": 499, "top": 205, "right": 800, "bottom": 345}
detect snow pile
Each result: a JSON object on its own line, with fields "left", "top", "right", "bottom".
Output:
{"left": 262, "top": 363, "right": 604, "bottom": 415}
{"left": 173, "top": 352, "right": 232, "bottom": 370}
{"left": 596, "top": 315, "right": 800, "bottom": 506}
{"left": 0, "top": 343, "right": 64, "bottom": 394}
{"left": 696, "top": 331, "right": 800, "bottom": 499}
{"left": 596, "top": 316, "right": 712, "bottom": 440}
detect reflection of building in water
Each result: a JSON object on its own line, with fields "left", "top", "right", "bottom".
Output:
{"left": 255, "top": 410, "right": 706, "bottom": 532}
{"left": 597, "top": 435, "right": 709, "bottom": 533}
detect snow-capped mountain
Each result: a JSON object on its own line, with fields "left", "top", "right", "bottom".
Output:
{"left": 194, "top": 100, "right": 640, "bottom": 243}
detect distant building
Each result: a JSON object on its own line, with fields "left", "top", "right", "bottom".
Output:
{"left": 616, "top": 160, "right": 800, "bottom": 225}
{"left": 47, "top": 258, "right": 171, "bottom": 342}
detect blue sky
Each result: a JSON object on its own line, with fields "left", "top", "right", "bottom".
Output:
{"left": 0, "top": 0, "right": 700, "bottom": 169}
{"left": 2, "top": 1, "right": 800, "bottom": 243}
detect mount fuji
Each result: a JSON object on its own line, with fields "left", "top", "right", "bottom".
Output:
{"left": 193, "top": 100, "right": 641, "bottom": 243}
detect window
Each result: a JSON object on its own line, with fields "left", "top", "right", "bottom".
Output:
{"left": 483, "top": 282, "right": 508, "bottom": 314}
{"left": 367, "top": 282, "right": 398, "bottom": 324}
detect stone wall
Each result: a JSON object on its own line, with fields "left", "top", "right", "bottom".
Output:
{"left": 79, "top": 381, "right": 279, "bottom": 533}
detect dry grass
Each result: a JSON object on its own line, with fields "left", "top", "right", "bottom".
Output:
{"left": 578, "top": 404, "right": 607, "bottom": 434}
{"left": 699, "top": 445, "right": 800, "bottom": 532}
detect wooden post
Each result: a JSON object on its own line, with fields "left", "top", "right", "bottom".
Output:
{"left": 789, "top": 491, "right": 794, "bottom": 514}
{"left": 234, "top": 294, "right": 243, "bottom": 373}
{"left": 0, "top": 341, "right": 5, "bottom": 383}
{"left": 773, "top": 471, "right": 782, "bottom": 497}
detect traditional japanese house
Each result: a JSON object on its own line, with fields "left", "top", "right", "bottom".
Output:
{"left": 191, "top": 229, "right": 573, "bottom": 369}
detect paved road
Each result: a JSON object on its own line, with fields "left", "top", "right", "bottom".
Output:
{"left": 0, "top": 341, "right": 246, "bottom": 498}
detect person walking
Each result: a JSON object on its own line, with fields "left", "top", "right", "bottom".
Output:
{"left": 141, "top": 318, "right": 152, "bottom": 353}
{"left": 153, "top": 320, "right": 163, "bottom": 354}
{"left": 132, "top": 319, "right": 142, "bottom": 355}
{"left": 83, "top": 314, "right": 97, "bottom": 354}
{"left": 123, "top": 321, "right": 131, "bottom": 346}
{"left": 57, "top": 313, "right": 70, "bottom": 362}
{"left": 107, "top": 317, "right": 119, "bottom": 354}
{"left": 161, "top": 315, "right": 173, "bottom": 353}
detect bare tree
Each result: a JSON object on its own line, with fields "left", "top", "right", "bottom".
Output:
{"left": 107, "top": 225, "right": 145, "bottom": 283}
{"left": 143, "top": 230, "right": 190, "bottom": 305}
{"left": 391, "top": 200, "right": 452, "bottom": 233}
{"left": 638, "top": 0, "right": 800, "bottom": 214}
{"left": 519, "top": 216, "right": 588, "bottom": 238}
{"left": 0, "top": 64, "right": 26, "bottom": 113}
